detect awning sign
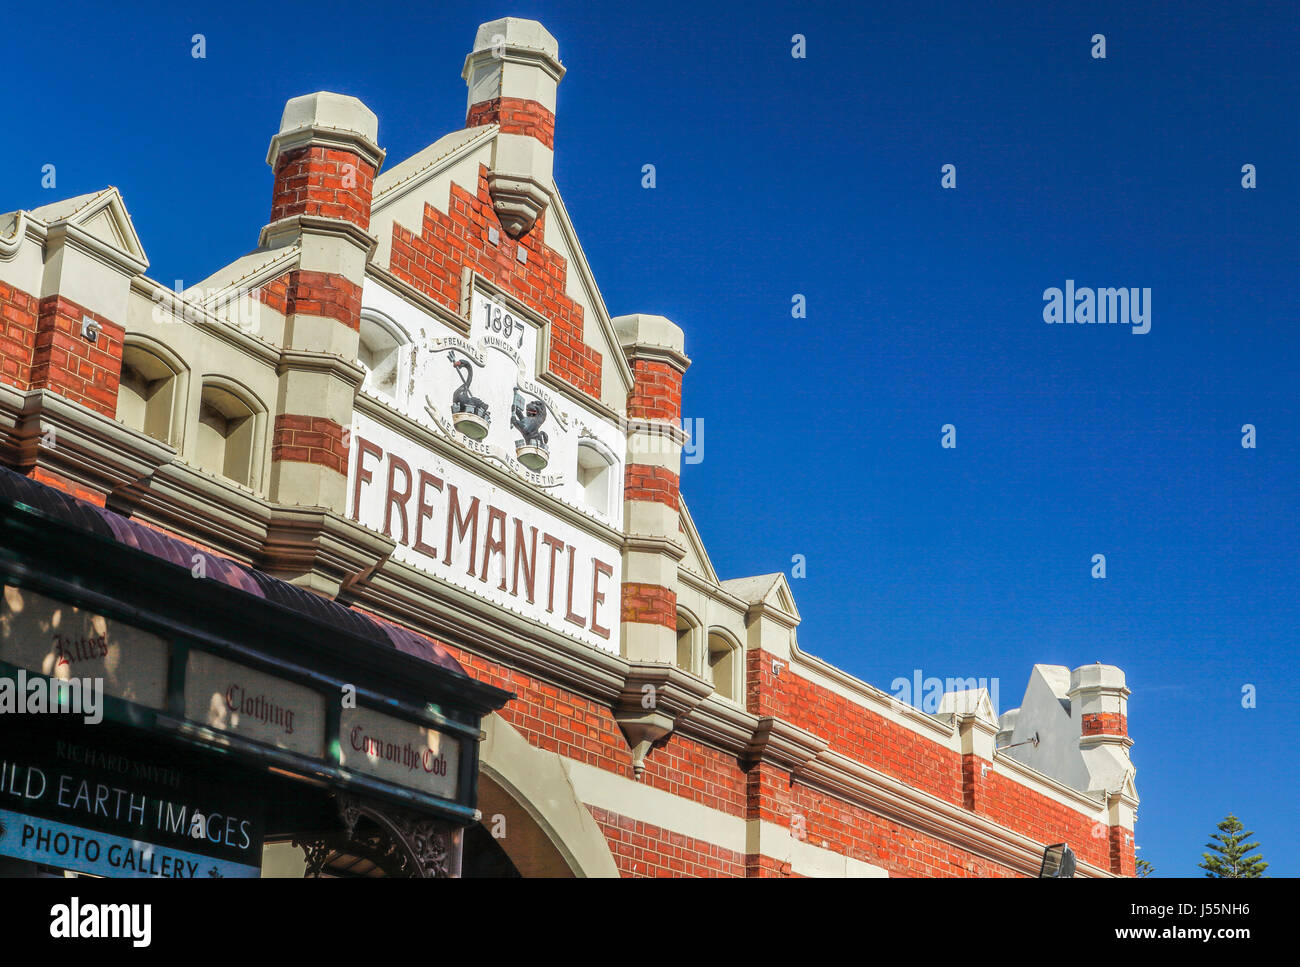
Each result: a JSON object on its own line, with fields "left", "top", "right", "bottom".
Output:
{"left": 0, "top": 809, "right": 259, "bottom": 878}
{"left": 183, "top": 650, "right": 326, "bottom": 758}
{"left": 0, "top": 727, "right": 264, "bottom": 878}
{"left": 339, "top": 706, "right": 460, "bottom": 801}
{"left": 0, "top": 584, "right": 168, "bottom": 711}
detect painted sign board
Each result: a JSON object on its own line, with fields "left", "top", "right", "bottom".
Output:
{"left": 0, "top": 584, "right": 168, "bottom": 711}
{"left": 349, "top": 414, "right": 621, "bottom": 654}
{"left": 0, "top": 726, "right": 264, "bottom": 878}
{"left": 339, "top": 705, "right": 461, "bottom": 801}
{"left": 353, "top": 279, "right": 627, "bottom": 656}
{"left": 183, "top": 650, "right": 326, "bottom": 758}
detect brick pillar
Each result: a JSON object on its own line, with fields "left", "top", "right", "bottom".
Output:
{"left": 745, "top": 762, "right": 793, "bottom": 877}
{"left": 19, "top": 189, "right": 147, "bottom": 421}
{"left": 613, "top": 315, "right": 688, "bottom": 666}
{"left": 260, "top": 92, "right": 384, "bottom": 513}
{"left": 0, "top": 189, "right": 152, "bottom": 503}
{"left": 1071, "top": 663, "right": 1138, "bottom": 876}
{"left": 461, "top": 18, "right": 564, "bottom": 237}
{"left": 954, "top": 704, "right": 998, "bottom": 815}
{"left": 1070, "top": 664, "right": 1130, "bottom": 743}
{"left": 28, "top": 296, "right": 124, "bottom": 418}
{"left": 742, "top": 719, "right": 826, "bottom": 878}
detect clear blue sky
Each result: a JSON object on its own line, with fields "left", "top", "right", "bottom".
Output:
{"left": 3, "top": 0, "right": 1295, "bottom": 876}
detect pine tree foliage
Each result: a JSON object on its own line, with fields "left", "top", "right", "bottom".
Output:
{"left": 1199, "top": 814, "right": 1267, "bottom": 878}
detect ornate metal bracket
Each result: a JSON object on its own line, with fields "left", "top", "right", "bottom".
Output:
{"left": 294, "top": 793, "right": 463, "bottom": 878}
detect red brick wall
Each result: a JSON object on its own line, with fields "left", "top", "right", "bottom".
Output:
{"left": 748, "top": 648, "right": 964, "bottom": 805}
{"left": 625, "top": 360, "right": 682, "bottom": 422}
{"left": 269, "top": 146, "right": 375, "bottom": 230}
{"left": 645, "top": 731, "right": 747, "bottom": 818}
{"left": 388, "top": 165, "right": 601, "bottom": 400}
{"left": 587, "top": 805, "right": 745, "bottom": 877}
{"left": 0, "top": 280, "right": 39, "bottom": 389}
{"left": 623, "top": 465, "right": 678, "bottom": 509}
{"left": 975, "top": 767, "right": 1111, "bottom": 869}
{"left": 271, "top": 414, "right": 349, "bottom": 473}
{"left": 747, "top": 648, "right": 1129, "bottom": 874}
{"left": 28, "top": 296, "right": 123, "bottom": 417}
{"left": 1082, "top": 712, "right": 1127, "bottom": 736}
{"left": 259, "top": 269, "right": 362, "bottom": 330}
{"left": 466, "top": 97, "right": 556, "bottom": 150}
{"left": 619, "top": 582, "right": 676, "bottom": 629}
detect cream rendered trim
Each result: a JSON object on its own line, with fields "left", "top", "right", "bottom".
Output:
{"left": 118, "top": 456, "right": 273, "bottom": 562}
{"left": 705, "top": 625, "right": 745, "bottom": 705}
{"left": 371, "top": 125, "right": 498, "bottom": 209}
{"left": 0, "top": 212, "right": 33, "bottom": 260}
{"left": 0, "top": 385, "right": 175, "bottom": 493}
{"left": 197, "top": 372, "right": 270, "bottom": 493}
{"left": 675, "top": 691, "right": 760, "bottom": 754}
{"left": 44, "top": 222, "right": 147, "bottom": 284}
{"left": 802, "top": 750, "right": 1114, "bottom": 878}
{"left": 266, "top": 123, "right": 385, "bottom": 172}
{"left": 131, "top": 275, "right": 283, "bottom": 369}
{"left": 790, "top": 639, "right": 961, "bottom": 743}
{"left": 751, "top": 821, "right": 889, "bottom": 877}
{"left": 678, "top": 569, "right": 748, "bottom": 616}
{"left": 366, "top": 263, "right": 472, "bottom": 336}
{"left": 544, "top": 189, "right": 635, "bottom": 395}
{"left": 200, "top": 245, "right": 302, "bottom": 304}
{"left": 479, "top": 714, "right": 619, "bottom": 877}
{"left": 119, "top": 333, "right": 193, "bottom": 453}
{"left": 563, "top": 757, "right": 748, "bottom": 854}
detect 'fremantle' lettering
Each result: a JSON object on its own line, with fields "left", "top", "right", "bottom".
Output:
{"left": 348, "top": 418, "right": 620, "bottom": 654}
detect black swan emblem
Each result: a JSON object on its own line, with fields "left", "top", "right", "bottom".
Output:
{"left": 448, "top": 352, "right": 489, "bottom": 419}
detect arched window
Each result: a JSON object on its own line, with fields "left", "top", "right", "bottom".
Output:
{"left": 576, "top": 441, "right": 614, "bottom": 517}
{"left": 707, "top": 631, "right": 740, "bottom": 703}
{"left": 116, "top": 344, "right": 181, "bottom": 445}
{"left": 358, "top": 310, "right": 409, "bottom": 405}
{"left": 196, "top": 383, "right": 259, "bottom": 488}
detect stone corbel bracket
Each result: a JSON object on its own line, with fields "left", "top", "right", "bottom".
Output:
{"left": 745, "top": 716, "right": 829, "bottom": 778}
{"left": 486, "top": 170, "right": 552, "bottom": 239}
{"left": 261, "top": 506, "right": 396, "bottom": 599}
{"left": 614, "top": 661, "right": 713, "bottom": 778}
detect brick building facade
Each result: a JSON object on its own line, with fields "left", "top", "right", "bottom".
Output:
{"left": 0, "top": 17, "right": 1137, "bottom": 878}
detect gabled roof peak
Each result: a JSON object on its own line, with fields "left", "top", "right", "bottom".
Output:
{"left": 721, "top": 571, "right": 801, "bottom": 622}
{"left": 22, "top": 185, "right": 148, "bottom": 267}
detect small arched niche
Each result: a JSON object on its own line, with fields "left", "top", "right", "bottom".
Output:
{"left": 196, "top": 382, "right": 259, "bottom": 488}
{"left": 358, "top": 310, "right": 409, "bottom": 405}
{"left": 116, "top": 343, "right": 183, "bottom": 445}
